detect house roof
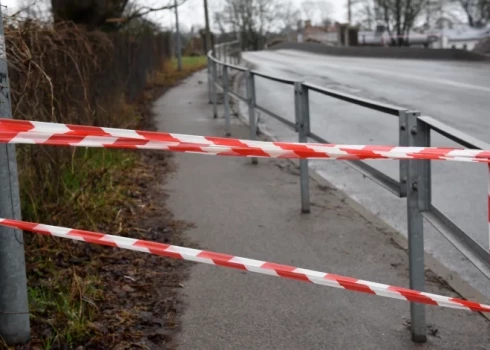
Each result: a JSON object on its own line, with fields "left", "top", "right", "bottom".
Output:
{"left": 358, "top": 31, "right": 436, "bottom": 44}
{"left": 427, "top": 27, "right": 490, "bottom": 41}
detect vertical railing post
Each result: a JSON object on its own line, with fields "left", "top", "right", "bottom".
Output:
{"left": 223, "top": 65, "right": 231, "bottom": 136}
{"left": 246, "top": 70, "right": 258, "bottom": 165}
{"left": 417, "top": 118, "right": 431, "bottom": 212}
{"left": 0, "top": 7, "right": 30, "bottom": 345}
{"left": 399, "top": 109, "right": 409, "bottom": 198}
{"left": 487, "top": 164, "right": 490, "bottom": 260}
{"left": 212, "top": 60, "right": 218, "bottom": 119}
{"left": 207, "top": 58, "right": 212, "bottom": 104}
{"left": 220, "top": 46, "right": 224, "bottom": 76}
{"left": 404, "top": 110, "right": 427, "bottom": 343}
{"left": 294, "top": 82, "right": 311, "bottom": 214}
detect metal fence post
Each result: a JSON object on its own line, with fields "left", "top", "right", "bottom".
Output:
{"left": 404, "top": 110, "right": 427, "bottom": 343}
{"left": 487, "top": 165, "right": 490, "bottom": 256}
{"left": 212, "top": 60, "right": 218, "bottom": 119}
{"left": 246, "top": 70, "right": 258, "bottom": 165}
{"left": 399, "top": 109, "right": 409, "bottom": 198}
{"left": 416, "top": 118, "right": 431, "bottom": 212}
{"left": 0, "top": 7, "right": 30, "bottom": 344}
{"left": 295, "top": 82, "right": 311, "bottom": 214}
{"left": 207, "top": 59, "right": 212, "bottom": 104}
{"left": 223, "top": 65, "right": 231, "bottom": 136}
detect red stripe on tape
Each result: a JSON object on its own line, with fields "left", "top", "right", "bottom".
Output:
{"left": 387, "top": 286, "right": 438, "bottom": 305}
{"left": 198, "top": 251, "right": 247, "bottom": 270}
{"left": 261, "top": 262, "right": 310, "bottom": 282}
{"left": 2, "top": 218, "right": 490, "bottom": 313}
{"left": 69, "top": 229, "right": 118, "bottom": 247}
{"left": 0, "top": 119, "right": 34, "bottom": 132}
{"left": 137, "top": 130, "right": 181, "bottom": 143}
{"left": 325, "top": 274, "right": 376, "bottom": 295}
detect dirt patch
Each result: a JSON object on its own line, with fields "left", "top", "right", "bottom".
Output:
{"left": 10, "top": 150, "right": 194, "bottom": 350}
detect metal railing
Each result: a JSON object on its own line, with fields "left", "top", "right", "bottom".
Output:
{"left": 206, "top": 40, "right": 490, "bottom": 342}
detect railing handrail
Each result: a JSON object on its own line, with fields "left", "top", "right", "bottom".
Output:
{"left": 209, "top": 44, "right": 490, "bottom": 148}
{"left": 419, "top": 116, "right": 490, "bottom": 150}
{"left": 206, "top": 42, "right": 490, "bottom": 342}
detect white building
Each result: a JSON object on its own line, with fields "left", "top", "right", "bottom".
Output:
{"left": 357, "top": 31, "right": 436, "bottom": 47}
{"left": 428, "top": 26, "right": 490, "bottom": 50}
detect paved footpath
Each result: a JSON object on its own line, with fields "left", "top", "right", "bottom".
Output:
{"left": 153, "top": 71, "right": 490, "bottom": 350}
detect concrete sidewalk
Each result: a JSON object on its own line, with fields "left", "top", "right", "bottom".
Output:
{"left": 153, "top": 71, "right": 490, "bottom": 350}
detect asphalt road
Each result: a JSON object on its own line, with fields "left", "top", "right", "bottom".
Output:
{"left": 240, "top": 50, "right": 490, "bottom": 298}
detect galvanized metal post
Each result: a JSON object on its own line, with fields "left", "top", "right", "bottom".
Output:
{"left": 295, "top": 82, "right": 311, "bottom": 214}
{"left": 223, "top": 65, "right": 231, "bottom": 136}
{"left": 416, "top": 118, "right": 431, "bottom": 212}
{"left": 487, "top": 164, "right": 490, "bottom": 257}
{"left": 238, "top": 44, "right": 242, "bottom": 64}
{"left": 203, "top": 0, "right": 213, "bottom": 57}
{"left": 0, "top": 6, "right": 30, "bottom": 344}
{"left": 212, "top": 60, "right": 218, "bottom": 119}
{"left": 219, "top": 46, "right": 223, "bottom": 77}
{"left": 246, "top": 70, "right": 258, "bottom": 165}
{"left": 174, "top": 0, "right": 182, "bottom": 71}
{"left": 220, "top": 48, "right": 224, "bottom": 78}
{"left": 398, "top": 109, "right": 410, "bottom": 198}
{"left": 207, "top": 59, "right": 212, "bottom": 104}
{"left": 404, "top": 110, "right": 427, "bottom": 343}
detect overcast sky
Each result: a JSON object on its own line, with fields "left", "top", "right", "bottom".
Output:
{"left": 1, "top": 0, "right": 347, "bottom": 31}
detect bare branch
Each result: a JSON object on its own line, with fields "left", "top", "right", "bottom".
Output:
{"left": 126, "top": 0, "right": 189, "bottom": 21}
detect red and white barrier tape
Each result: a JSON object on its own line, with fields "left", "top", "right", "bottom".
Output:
{"left": 1, "top": 218, "right": 489, "bottom": 313}
{"left": 1, "top": 119, "right": 490, "bottom": 163}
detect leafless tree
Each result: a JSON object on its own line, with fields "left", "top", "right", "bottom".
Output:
{"left": 417, "top": 0, "right": 464, "bottom": 29}
{"left": 12, "top": 0, "right": 50, "bottom": 19}
{"left": 277, "top": 1, "right": 302, "bottom": 41}
{"left": 302, "top": 0, "right": 317, "bottom": 21}
{"left": 50, "top": 0, "right": 188, "bottom": 30}
{"left": 376, "top": 0, "right": 428, "bottom": 45}
{"left": 214, "top": 0, "right": 278, "bottom": 50}
{"left": 457, "top": 0, "right": 490, "bottom": 27}
{"left": 301, "top": 0, "right": 334, "bottom": 24}
{"left": 353, "top": 0, "right": 377, "bottom": 30}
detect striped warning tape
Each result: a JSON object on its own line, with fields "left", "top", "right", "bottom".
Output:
{"left": 1, "top": 119, "right": 490, "bottom": 163}
{"left": 1, "top": 218, "right": 489, "bottom": 313}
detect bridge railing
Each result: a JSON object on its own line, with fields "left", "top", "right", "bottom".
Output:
{"left": 207, "top": 40, "right": 490, "bottom": 342}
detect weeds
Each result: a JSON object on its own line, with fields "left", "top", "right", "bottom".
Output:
{"left": 1, "top": 19, "right": 195, "bottom": 350}
{"left": 171, "top": 56, "right": 208, "bottom": 70}
{"left": 149, "top": 55, "right": 208, "bottom": 87}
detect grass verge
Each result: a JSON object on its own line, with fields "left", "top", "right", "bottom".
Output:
{"left": 4, "top": 56, "right": 203, "bottom": 350}
{"left": 151, "top": 56, "right": 208, "bottom": 86}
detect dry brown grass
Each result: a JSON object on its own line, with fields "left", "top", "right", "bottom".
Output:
{"left": 0, "top": 18, "right": 194, "bottom": 349}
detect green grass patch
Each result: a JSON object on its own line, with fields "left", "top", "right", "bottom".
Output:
{"left": 14, "top": 54, "right": 198, "bottom": 349}
{"left": 19, "top": 147, "right": 136, "bottom": 229}
{"left": 171, "top": 56, "right": 207, "bottom": 70}
{"left": 28, "top": 272, "right": 102, "bottom": 349}
{"left": 19, "top": 147, "right": 136, "bottom": 349}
